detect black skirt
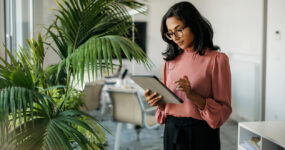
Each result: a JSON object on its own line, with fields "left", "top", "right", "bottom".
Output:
{"left": 164, "top": 115, "right": 220, "bottom": 150}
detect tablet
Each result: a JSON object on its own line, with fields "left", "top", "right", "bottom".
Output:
{"left": 131, "top": 75, "right": 183, "bottom": 104}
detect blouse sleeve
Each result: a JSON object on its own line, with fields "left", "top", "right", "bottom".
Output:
{"left": 155, "top": 62, "right": 167, "bottom": 124}
{"left": 199, "top": 53, "right": 232, "bottom": 129}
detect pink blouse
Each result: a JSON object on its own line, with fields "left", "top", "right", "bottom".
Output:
{"left": 156, "top": 49, "right": 232, "bottom": 129}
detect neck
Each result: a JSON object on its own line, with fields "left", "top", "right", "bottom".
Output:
{"left": 184, "top": 46, "right": 194, "bottom": 52}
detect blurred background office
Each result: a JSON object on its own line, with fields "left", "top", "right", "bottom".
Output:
{"left": 0, "top": 0, "right": 284, "bottom": 150}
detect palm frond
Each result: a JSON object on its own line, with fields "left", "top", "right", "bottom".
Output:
{"left": 0, "top": 48, "right": 34, "bottom": 90}
{"left": 1, "top": 118, "right": 72, "bottom": 150}
{"left": 55, "top": 35, "right": 152, "bottom": 85}
{"left": 0, "top": 87, "right": 104, "bottom": 150}
{"left": 0, "top": 87, "right": 35, "bottom": 142}
{"left": 47, "top": 0, "right": 141, "bottom": 59}
{"left": 0, "top": 119, "right": 47, "bottom": 150}
{"left": 1, "top": 110, "right": 108, "bottom": 150}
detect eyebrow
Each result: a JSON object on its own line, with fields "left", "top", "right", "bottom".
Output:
{"left": 168, "top": 25, "right": 182, "bottom": 32}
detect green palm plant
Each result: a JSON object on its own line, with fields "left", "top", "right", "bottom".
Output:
{"left": 0, "top": 0, "right": 152, "bottom": 149}
{"left": 0, "top": 35, "right": 108, "bottom": 150}
{"left": 46, "top": 0, "right": 151, "bottom": 86}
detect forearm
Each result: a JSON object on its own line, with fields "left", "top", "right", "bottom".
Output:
{"left": 186, "top": 91, "right": 206, "bottom": 110}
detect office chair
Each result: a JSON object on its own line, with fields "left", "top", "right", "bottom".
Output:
{"left": 81, "top": 80, "right": 105, "bottom": 111}
{"left": 106, "top": 87, "right": 159, "bottom": 150}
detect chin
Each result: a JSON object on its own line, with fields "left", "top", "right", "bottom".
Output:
{"left": 179, "top": 45, "right": 186, "bottom": 49}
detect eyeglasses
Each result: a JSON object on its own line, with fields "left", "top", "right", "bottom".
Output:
{"left": 164, "top": 26, "right": 187, "bottom": 40}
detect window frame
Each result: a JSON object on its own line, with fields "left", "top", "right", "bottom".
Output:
{"left": 0, "top": 0, "right": 5, "bottom": 60}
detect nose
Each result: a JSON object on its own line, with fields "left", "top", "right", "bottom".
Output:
{"left": 173, "top": 35, "right": 180, "bottom": 42}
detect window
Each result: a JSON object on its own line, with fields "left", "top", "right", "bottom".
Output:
{"left": 4, "top": 0, "right": 33, "bottom": 59}
{"left": 0, "top": 0, "right": 5, "bottom": 59}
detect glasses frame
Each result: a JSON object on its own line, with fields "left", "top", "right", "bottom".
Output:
{"left": 164, "top": 26, "right": 188, "bottom": 40}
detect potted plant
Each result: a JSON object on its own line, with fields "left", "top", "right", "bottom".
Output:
{"left": 0, "top": 0, "right": 151, "bottom": 149}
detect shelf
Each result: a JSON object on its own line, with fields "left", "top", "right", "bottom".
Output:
{"left": 238, "top": 145, "right": 247, "bottom": 150}
{"left": 238, "top": 121, "right": 285, "bottom": 150}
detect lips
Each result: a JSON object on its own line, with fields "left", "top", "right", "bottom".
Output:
{"left": 177, "top": 41, "right": 183, "bottom": 45}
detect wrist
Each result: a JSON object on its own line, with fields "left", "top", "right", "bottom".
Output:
{"left": 157, "top": 103, "right": 166, "bottom": 110}
{"left": 187, "top": 90, "right": 206, "bottom": 110}
{"left": 186, "top": 90, "right": 194, "bottom": 99}
{"left": 198, "top": 98, "right": 206, "bottom": 110}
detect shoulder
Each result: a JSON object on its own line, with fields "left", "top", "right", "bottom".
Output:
{"left": 205, "top": 50, "right": 229, "bottom": 62}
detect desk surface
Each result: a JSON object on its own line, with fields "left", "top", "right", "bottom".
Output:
{"left": 239, "top": 121, "right": 285, "bottom": 148}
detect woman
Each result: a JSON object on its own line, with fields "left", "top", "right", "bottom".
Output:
{"left": 144, "top": 1, "right": 232, "bottom": 150}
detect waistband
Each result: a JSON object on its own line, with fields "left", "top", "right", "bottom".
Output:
{"left": 166, "top": 115, "right": 207, "bottom": 126}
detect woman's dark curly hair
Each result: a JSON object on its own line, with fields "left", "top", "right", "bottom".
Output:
{"left": 161, "top": 1, "right": 220, "bottom": 60}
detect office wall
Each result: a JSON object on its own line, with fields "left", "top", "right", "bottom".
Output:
{"left": 193, "top": 0, "right": 264, "bottom": 121}
{"left": 265, "top": 0, "right": 285, "bottom": 121}
{"left": 0, "top": 0, "right": 4, "bottom": 62}
{"left": 33, "top": 0, "right": 60, "bottom": 68}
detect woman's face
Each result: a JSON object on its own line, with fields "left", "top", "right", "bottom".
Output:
{"left": 165, "top": 16, "right": 194, "bottom": 50}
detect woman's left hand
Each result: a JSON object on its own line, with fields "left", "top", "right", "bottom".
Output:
{"left": 175, "top": 75, "right": 206, "bottom": 109}
{"left": 174, "top": 75, "right": 192, "bottom": 96}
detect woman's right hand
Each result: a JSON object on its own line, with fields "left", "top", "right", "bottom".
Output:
{"left": 144, "top": 89, "right": 164, "bottom": 107}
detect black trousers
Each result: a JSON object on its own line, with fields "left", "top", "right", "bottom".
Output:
{"left": 164, "top": 115, "right": 220, "bottom": 150}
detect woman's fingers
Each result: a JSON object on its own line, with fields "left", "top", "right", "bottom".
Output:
{"left": 175, "top": 76, "right": 190, "bottom": 84}
{"left": 175, "top": 79, "right": 189, "bottom": 85}
{"left": 175, "top": 82, "right": 187, "bottom": 88}
{"left": 144, "top": 89, "right": 162, "bottom": 106}
{"left": 175, "top": 76, "right": 191, "bottom": 92}
{"left": 144, "top": 89, "right": 164, "bottom": 106}
{"left": 144, "top": 89, "right": 150, "bottom": 96}
{"left": 146, "top": 92, "right": 158, "bottom": 101}
{"left": 148, "top": 95, "right": 159, "bottom": 104}
{"left": 174, "top": 78, "right": 184, "bottom": 84}
{"left": 176, "top": 84, "right": 191, "bottom": 92}
{"left": 145, "top": 89, "right": 158, "bottom": 98}
{"left": 176, "top": 82, "right": 189, "bottom": 88}
{"left": 149, "top": 95, "right": 162, "bottom": 106}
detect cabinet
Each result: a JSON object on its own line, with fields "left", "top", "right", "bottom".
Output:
{"left": 238, "top": 121, "right": 285, "bottom": 150}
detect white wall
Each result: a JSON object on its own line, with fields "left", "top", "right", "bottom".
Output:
{"left": 0, "top": 0, "right": 5, "bottom": 61}
{"left": 265, "top": 0, "right": 285, "bottom": 121}
{"left": 33, "top": 0, "right": 60, "bottom": 68}
{"left": 194, "top": 0, "right": 264, "bottom": 121}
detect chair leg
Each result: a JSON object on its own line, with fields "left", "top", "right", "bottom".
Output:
{"left": 114, "top": 122, "right": 123, "bottom": 150}
{"left": 100, "top": 92, "right": 108, "bottom": 115}
{"left": 134, "top": 125, "right": 141, "bottom": 141}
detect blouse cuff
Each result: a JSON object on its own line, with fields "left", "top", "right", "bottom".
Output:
{"left": 156, "top": 107, "right": 167, "bottom": 124}
{"left": 199, "top": 98, "right": 213, "bottom": 114}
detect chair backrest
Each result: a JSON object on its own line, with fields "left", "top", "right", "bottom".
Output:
{"left": 108, "top": 88, "right": 142, "bottom": 125}
{"left": 107, "top": 88, "right": 158, "bottom": 128}
{"left": 81, "top": 81, "right": 104, "bottom": 111}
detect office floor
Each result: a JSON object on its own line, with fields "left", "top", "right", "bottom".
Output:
{"left": 89, "top": 108, "right": 238, "bottom": 150}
